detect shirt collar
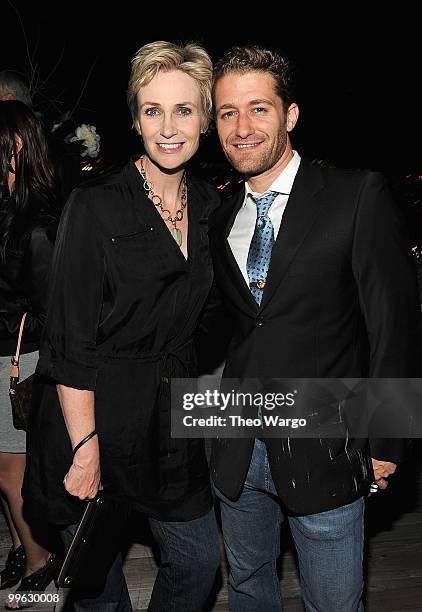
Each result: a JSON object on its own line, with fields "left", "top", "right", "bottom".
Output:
{"left": 244, "top": 150, "right": 301, "bottom": 202}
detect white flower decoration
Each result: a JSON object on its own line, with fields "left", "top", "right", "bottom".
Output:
{"left": 69, "top": 123, "right": 101, "bottom": 158}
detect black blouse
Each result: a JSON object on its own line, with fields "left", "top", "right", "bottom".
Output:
{"left": 0, "top": 207, "right": 57, "bottom": 356}
{"left": 23, "top": 160, "right": 220, "bottom": 525}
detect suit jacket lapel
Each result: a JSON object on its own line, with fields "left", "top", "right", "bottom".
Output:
{"left": 260, "top": 159, "right": 326, "bottom": 310}
{"left": 214, "top": 188, "right": 259, "bottom": 314}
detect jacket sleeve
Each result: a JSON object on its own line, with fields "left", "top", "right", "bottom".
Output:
{"left": 37, "top": 189, "right": 104, "bottom": 391}
{"left": 195, "top": 281, "right": 233, "bottom": 375}
{"left": 0, "top": 225, "right": 55, "bottom": 344}
{"left": 351, "top": 172, "right": 422, "bottom": 461}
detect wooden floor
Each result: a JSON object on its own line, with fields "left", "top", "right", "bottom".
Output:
{"left": 1, "top": 444, "right": 422, "bottom": 611}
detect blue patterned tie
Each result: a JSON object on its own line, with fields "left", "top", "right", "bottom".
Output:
{"left": 246, "top": 191, "right": 278, "bottom": 305}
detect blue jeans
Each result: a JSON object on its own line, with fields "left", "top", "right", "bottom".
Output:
{"left": 148, "top": 509, "right": 221, "bottom": 611}
{"left": 61, "top": 507, "right": 220, "bottom": 612}
{"left": 214, "top": 439, "right": 364, "bottom": 612}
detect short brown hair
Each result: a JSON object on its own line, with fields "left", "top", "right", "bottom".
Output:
{"left": 213, "top": 45, "right": 296, "bottom": 110}
{"left": 127, "top": 41, "right": 213, "bottom": 131}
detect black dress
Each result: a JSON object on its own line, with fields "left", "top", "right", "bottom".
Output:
{"left": 23, "top": 160, "right": 219, "bottom": 526}
{"left": 0, "top": 203, "right": 57, "bottom": 452}
{"left": 0, "top": 203, "right": 57, "bottom": 356}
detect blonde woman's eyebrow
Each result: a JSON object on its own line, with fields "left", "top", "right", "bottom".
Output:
{"left": 140, "top": 101, "right": 161, "bottom": 108}
{"left": 175, "top": 102, "right": 199, "bottom": 108}
{"left": 141, "top": 101, "right": 198, "bottom": 106}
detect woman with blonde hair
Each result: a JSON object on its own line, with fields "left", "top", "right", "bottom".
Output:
{"left": 23, "top": 41, "right": 221, "bottom": 610}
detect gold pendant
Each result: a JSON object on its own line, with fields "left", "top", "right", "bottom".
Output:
{"left": 171, "top": 227, "right": 183, "bottom": 247}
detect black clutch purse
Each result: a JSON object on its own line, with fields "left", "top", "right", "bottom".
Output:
{"left": 9, "top": 313, "right": 34, "bottom": 431}
{"left": 56, "top": 491, "right": 131, "bottom": 596}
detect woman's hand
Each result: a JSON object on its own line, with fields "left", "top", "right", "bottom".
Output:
{"left": 57, "top": 385, "right": 100, "bottom": 499}
{"left": 63, "top": 435, "right": 101, "bottom": 500}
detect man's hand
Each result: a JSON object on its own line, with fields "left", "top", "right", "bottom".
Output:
{"left": 371, "top": 458, "right": 397, "bottom": 490}
{"left": 63, "top": 435, "right": 101, "bottom": 500}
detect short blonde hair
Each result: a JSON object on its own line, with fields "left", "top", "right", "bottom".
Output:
{"left": 128, "top": 41, "right": 213, "bottom": 132}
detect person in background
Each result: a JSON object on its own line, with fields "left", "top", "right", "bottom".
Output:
{"left": 23, "top": 41, "right": 221, "bottom": 611}
{"left": 0, "top": 69, "right": 81, "bottom": 202}
{"left": 0, "top": 100, "right": 60, "bottom": 605}
{"left": 207, "top": 45, "right": 422, "bottom": 611}
{"left": 0, "top": 72, "right": 32, "bottom": 108}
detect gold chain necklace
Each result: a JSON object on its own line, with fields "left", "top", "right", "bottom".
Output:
{"left": 139, "top": 155, "right": 187, "bottom": 247}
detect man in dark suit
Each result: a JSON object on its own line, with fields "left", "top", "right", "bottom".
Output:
{"left": 208, "top": 45, "right": 422, "bottom": 611}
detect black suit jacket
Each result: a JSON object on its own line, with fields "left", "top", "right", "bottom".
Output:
{"left": 208, "top": 158, "right": 422, "bottom": 515}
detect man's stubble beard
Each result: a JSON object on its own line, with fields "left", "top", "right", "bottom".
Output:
{"left": 223, "top": 127, "right": 287, "bottom": 178}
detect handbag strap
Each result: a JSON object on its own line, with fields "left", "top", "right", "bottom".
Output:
{"left": 10, "top": 313, "right": 27, "bottom": 380}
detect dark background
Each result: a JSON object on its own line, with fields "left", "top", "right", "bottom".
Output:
{"left": 2, "top": 3, "right": 422, "bottom": 252}
{"left": 2, "top": 4, "right": 421, "bottom": 173}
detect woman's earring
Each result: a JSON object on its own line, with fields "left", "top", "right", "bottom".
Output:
{"left": 7, "top": 153, "right": 15, "bottom": 174}
{"left": 199, "top": 129, "right": 209, "bottom": 143}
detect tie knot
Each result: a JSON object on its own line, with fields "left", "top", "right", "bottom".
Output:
{"left": 251, "top": 191, "right": 278, "bottom": 216}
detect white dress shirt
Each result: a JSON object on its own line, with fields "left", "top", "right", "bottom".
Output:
{"left": 228, "top": 151, "right": 301, "bottom": 284}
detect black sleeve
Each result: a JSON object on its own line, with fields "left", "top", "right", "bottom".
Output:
{"left": 195, "top": 281, "right": 233, "bottom": 376}
{"left": 0, "top": 225, "right": 55, "bottom": 344}
{"left": 351, "top": 172, "right": 422, "bottom": 461}
{"left": 23, "top": 224, "right": 56, "bottom": 334}
{"left": 37, "top": 189, "right": 104, "bottom": 391}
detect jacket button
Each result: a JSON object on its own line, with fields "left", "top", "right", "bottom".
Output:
{"left": 255, "top": 317, "right": 265, "bottom": 327}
